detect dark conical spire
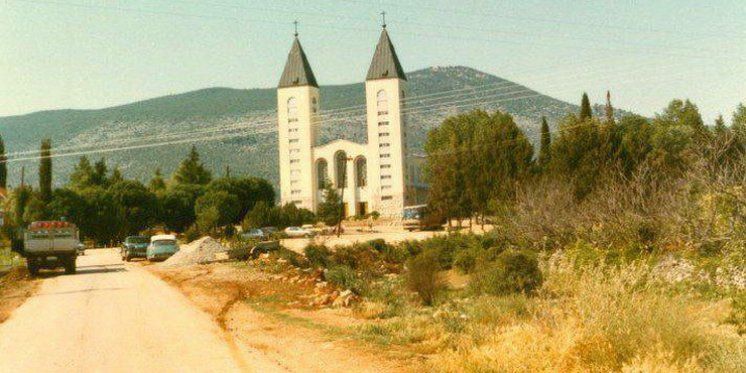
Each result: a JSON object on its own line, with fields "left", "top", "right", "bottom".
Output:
{"left": 366, "top": 28, "right": 407, "bottom": 81}
{"left": 278, "top": 36, "right": 318, "bottom": 88}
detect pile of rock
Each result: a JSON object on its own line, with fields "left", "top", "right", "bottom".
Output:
{"left": 161, "top": 236, "right": 229, "bottom": 266}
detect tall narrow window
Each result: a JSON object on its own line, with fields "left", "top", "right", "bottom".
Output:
{"left": 335, "top": 151, "right": 348, "bottom": 188}
{"left": 377, "top": 90, "right": 388, "bottom": 115}
{"left": 317, "top": 159, "right": 328, "bottom": 188}
{"left": 312, "top": 97, "right": 318, "bottom": 113}
{"left": 355, "top": 157, "right": 367, "bottom": 187}
{"left": 287, "top": 97, "right": 298, "bottom": 120}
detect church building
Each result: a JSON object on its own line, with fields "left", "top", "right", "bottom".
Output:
{"left": 277, "top": 25, "right": 414, "bottom": 218}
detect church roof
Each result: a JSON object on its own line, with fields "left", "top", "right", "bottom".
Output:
{"left": 366, "top": 28, "right": 407, "bottom": 81}
{"left": 278, "top": 37, "right": 318, "bottom": 89}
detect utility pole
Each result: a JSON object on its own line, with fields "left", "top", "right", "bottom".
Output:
{"left": 20, "top": 166, "right": 25, "bottom": 188}
{"left": 336, "top": 156, "right": 353, "bottom": 237}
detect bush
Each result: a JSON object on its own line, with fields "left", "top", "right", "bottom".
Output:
{"left": 453, "top": 248, "right": 480, "bottom": 273}
{"left": 304, "top": 244, "right": 332, "bottom": 268}
{"left": 406, "top": 250, "right": 445, "bottom": 306}
{"left": 326, "top": 265, "right": 366, "bottom": 294}
{"left": 366, "top": 239, "right": 388, "bottom": 252}
{"left": 332, "top": 243, "right": 380, "bottom": 269}
{"left": 275, "top": 247, "right": 309, "bottom": 268}
{"left": 183, "top": 224, "right": 201, "bottom": 243}
{"left": 470, "top": 249, "right": 543, "bottom": 296}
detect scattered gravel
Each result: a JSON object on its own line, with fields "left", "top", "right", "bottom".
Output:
{"left": 160, "top": 237, "right": 229, "bottom": 266}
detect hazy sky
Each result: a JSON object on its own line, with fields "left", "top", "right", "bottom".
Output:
{"left": 1, "top": 0, "right": 745, "bottom": 122}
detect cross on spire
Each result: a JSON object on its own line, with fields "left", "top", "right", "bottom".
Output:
{"left": 293, "top": 20, "right": 299, "bottom": 37}
{"left": 381, "top": 11, "right": 386, "bottom": 28}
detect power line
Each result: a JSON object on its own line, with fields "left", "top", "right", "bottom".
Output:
{"left": 2, "top": 56, "right": 717, "bottom": 160}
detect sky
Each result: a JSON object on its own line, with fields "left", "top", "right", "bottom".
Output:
{"left": 1, "top": 0, "right": 745, "bottom": 123}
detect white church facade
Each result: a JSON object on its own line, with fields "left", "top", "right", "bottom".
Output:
{"left": 277, "top": 26, "right": 419, "bottom": 218}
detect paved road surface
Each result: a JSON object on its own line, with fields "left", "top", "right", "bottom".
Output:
{"left": 0, "top": 249, "right": 282, "bottom": 373}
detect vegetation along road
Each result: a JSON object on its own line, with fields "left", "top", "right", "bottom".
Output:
{"left": 0, "top": 249, "right": 283, "bottom": 373}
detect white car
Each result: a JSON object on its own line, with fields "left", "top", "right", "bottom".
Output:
{"left": 284, "top": 226, "right": 314, "bottom": 238}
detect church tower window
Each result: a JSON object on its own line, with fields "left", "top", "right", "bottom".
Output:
{"left": 376, "top": 90, "right": 388, "bottom": 116}
{"left": 287, "top": 97, "right": 298, "bottom": 122}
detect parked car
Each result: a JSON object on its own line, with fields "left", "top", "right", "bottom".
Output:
{"left": 121, "top": 235, "right": 150, "bottom": 261}
{"left": 76, "top": 242, "right": 86, "bottom": 256}
{"left": 284, "top": 226, "right": 314, "bottom": 238}
{"left": 146, "top": 234, "right": 179, "bottom": 262}
{"left": 240, "top": 228, "right": 266, "bottom": 241}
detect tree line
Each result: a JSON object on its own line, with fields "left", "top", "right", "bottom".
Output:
{"left": 1, "top": 145, "right": 281, "bottom": 244}
{"left": 425, "top": 93, "right": 746, "bottom": 228}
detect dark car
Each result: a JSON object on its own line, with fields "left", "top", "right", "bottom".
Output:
{"left": 121, "top": 235, "right": 150, "bottom": 261}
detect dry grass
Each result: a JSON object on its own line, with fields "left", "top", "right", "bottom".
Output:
{"left": 358, "top": 252, "right": 745, "bottom": 372}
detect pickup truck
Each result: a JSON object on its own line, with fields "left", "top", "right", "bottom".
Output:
{"left": 23, "top": 221, "right": 79, "bottom": 275}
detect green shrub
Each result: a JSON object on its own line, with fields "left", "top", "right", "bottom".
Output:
{"left": 275, "top": 247, "right": 309, "bottom": 268}
{"left": 470, "top": 249, "right": 543, "bottom": 296}
{"left": 381, "top": 244, "right": 410, "bottom": 264}
{"left": 406, "top": 250, "right": 445, "bottom": 306}
{"left": 453, "top": 248, "right": 479, "bottom": 273}
{"left": 332, "top": 243, "right": 380, "bottom": 269}
{"left": 304, "top": 244, "right": 332, "bottom": 268}
{"left": 398, "top": 240, "right": 423, "bottom": 257}
{"left": 183, "top": 224, "right": 201, "bottom": 243}
{"left": 326, "top": 265, "right": 366, "bottom": 294}
{"left": 366, "top": 239, "right": 388, "bottom": 252}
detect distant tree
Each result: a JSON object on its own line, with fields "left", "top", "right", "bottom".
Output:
{"left": 205, "top": 177, "right": 275, "bottom": 223}
{"left": 732, "top": 104, "right": 746, "bottom": 153}
{"left": 280, "top": 203, "right": 315, "bottom": 227}
{"left": 48, "top": 188, "right": 87, "bottom": 223}
{"left": 173, "top": 146, "right": 212, "bottom": 185}
{"left": 23, "top": 193, "right": 47, "bottom": 223}
{"left": 11, "top": 186, "right": 32, "bottom": 228}
{"left": 69, "top": 156, "right": 95, "bottom": 189}
{"left": 604, "top": 91, "right": 615, "bottom": 125}
{"left": 107, "top": 180, "right": 157, "bottom": 238}
{"left": 149, "top": 168, "right": 166, "bottom": 192}
{"left": 39, "top": 139, "right": 52, "bottom": 202}
{"left": 0, "top": 134, "right": 7, "bottom": 190}
{"left": 714, "top": 115, "right": 727, "bottom": 136}
{"left": 109, "top": 166, "right": 124, "bottom": 185}
{"left": 538, "top": 116, "right": 552, "bottom": 167}
{"left": 157, "top": 183, "right": 204, "bottom": 232}
{"left": 241, "top": 201, "right": 280, "bottom": 229}
{"left": 92, "top": 158, "right": 109, "bottom": 187}
{"left": 317, "top": 182, "right": 343, "bottom": 227}
{"left": 579, "top": 92, "right": 592, "bottom": 121}
{"left": 194, "top": 190, "right": 240, "bottom": 232}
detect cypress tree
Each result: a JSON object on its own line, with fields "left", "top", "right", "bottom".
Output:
{"left": 173, "top": 146, "right": 212, "bottom": 185}
{"left": 580, "top": 92, "right": 592, "bottom": 121}
{"left": 39, "top": 139, "right": 52, "bottom": 202}
{"left": 605, "top": 91, "right": 615, "bottom": 125}
{"left": 0, "top": 134, "right": 6, "bottom": 190}
{"left": 539, "top": 117, "right": 552, "bottom": 167}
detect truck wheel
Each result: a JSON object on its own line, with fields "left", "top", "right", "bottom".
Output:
{"left": 27, "top": 259, "right": 39, "bottom": 276}
{"left": 64, "top": 257, "right": 76, "bottom": 275}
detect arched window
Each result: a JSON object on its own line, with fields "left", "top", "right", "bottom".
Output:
{"left": 335, "top": 151, "right": 348, "bottom": 188}
{"left": 312, "top": 97, "right": 318, "bottom": 113}
{"left": 376, "top": 90, "right": 388, "bottom": 115}
{"left": 316, "top": 159, "right": 328, "bottom": 188}
{"left": 355, "top": 157, "right": 367, "bottom": 187}
{"left": 287, "top": 97, "right": 298, "bottom": 120}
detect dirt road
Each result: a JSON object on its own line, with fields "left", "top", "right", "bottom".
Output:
{"left": 0, "top": 249, "right": 282, "bottom": 373}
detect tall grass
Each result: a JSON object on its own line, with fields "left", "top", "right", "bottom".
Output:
{"left": 358, "top": 252, "right": 745, "bottom": 372}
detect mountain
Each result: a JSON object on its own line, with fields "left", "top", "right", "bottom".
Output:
{"left": 0, "top": 66, "right": 619, "bottom": 190}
